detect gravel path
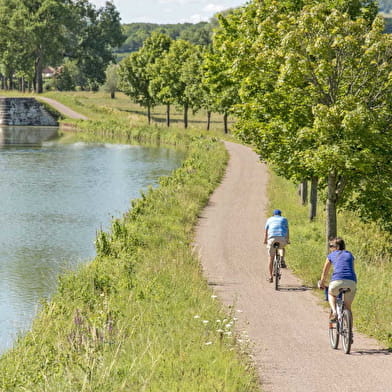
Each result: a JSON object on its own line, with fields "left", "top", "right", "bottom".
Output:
{"left": 194, "top": 141, "right": 391, "bottom": 392}
{"left": 38, "top": 97, "right": 88, "bottom": 120}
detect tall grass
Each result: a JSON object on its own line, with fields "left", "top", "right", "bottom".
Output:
{"left": 268, "top": 171, "right": 392, "bottom": 349}
{"left": 0, "top": 97, "right": 259, "bottom": 390}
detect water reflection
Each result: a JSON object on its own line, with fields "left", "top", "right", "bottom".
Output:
{"left": 0, "top": 139, "right": 184, "bottom": 353}
{"left": 0, "top": 126, "right": 58, "bottom": 146}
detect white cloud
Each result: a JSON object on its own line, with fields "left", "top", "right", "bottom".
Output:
{"left": 189, "top": 14, "right": 204, "bottom": 23}
{"left": 158, "top": 0, "right": 201, "bottom": 4}
{"left": 203, "top": 3, "right": 226, "bottom": 13}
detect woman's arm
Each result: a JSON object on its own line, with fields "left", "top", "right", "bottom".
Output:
{"left": 320, "top": 258, "right": 331, "bottom": 285}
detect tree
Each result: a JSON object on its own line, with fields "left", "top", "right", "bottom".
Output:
{"left": 230, "top": 1, "right": 392, "bottom": 241}
{"left": 20, "top": 0, "right": 71, "bottom": 93}
{"left": 68, "top": 0, "right": 125, "bottom": 90}
{"left": 149, "top": 40, "right": 198, "bottom": 128}
{"left": 202, "top": 43, "right": 239, "bottom": 133}
{"left": 119, "top": 33, "right": 172, "bottom": 123}
{"left": 102, "top": 63, "right": 119, "bottom": 98}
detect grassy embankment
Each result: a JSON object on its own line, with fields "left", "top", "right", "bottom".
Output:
{"left": 267, "top": 172, "right": 392, "bottom": 349}
{"left": 0, "top": 92, "right": 259, "bottom": 391}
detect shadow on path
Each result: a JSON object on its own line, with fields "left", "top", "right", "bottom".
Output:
{"left": 352, "top": 348, "right": 392, "bottom": 356}
{"left": 278, "top": 284, "right": 313, "bottom": 292}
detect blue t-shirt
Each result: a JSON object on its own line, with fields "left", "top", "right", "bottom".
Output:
{"left": 265, "top": 216, "right": 288, "bottom": 238}
{"left": 328, "top": 250, "right": 357, "bottom": 282}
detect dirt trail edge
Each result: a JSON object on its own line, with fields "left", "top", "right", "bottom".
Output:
{"left": 194, "top": 141, "right": 391, "bottom": 392}
{"left": 38, "top": 97, "right": 88, "bottom": 120}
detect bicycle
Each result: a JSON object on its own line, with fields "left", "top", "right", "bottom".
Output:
{"left": 272, "top": 242, "right": 283, "bottom": 290}
{"left": 327, "top": 288, "right": 353, "bottom": 354}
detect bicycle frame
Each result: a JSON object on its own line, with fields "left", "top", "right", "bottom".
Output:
{"left": 329, "top": 289, "right": 353, "bottom": 354}
{"left": 272, "top": 242, "right": 283, "bottom": 290}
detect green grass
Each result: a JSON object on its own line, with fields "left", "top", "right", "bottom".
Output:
{"left": 42, "top": 90, "right": 233, "bottom": 135}
{"left": 0, "top": 93, "right": 260, "bottom": 391}
{"left": 267, "top": 171, "right": 392, "bottom": 349}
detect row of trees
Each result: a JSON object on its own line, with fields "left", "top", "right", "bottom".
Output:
{"left": 119, "top": 0, "right": 392, "bottom": 243}
{"left": 0, "top": 0, "right": 125, "bottom": 93}
{"left": 118, "top": 32, "right": 235, "bottom": 132}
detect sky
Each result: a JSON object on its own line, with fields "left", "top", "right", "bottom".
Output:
{"left": 89, "top": 0, "right": 247, "bottom": 24}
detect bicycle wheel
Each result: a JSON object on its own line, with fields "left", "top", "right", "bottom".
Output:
{"left": 329, "top": 319, "right": 339, "bottom": 349}
{"left": 341, "top": 309, "right": 353, "bottom": 354}
{"left": 273, "top": 255, "right": 280, "bottom": 291}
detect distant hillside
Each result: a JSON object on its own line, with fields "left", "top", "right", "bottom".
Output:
{"left": 117, "top": 21, "right": 216, "bottom": 54}
{"left": 116, "top": 8, "right": 392, "bottom": 59}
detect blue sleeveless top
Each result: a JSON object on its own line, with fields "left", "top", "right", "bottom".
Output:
{"left": 328, "top": 250, "right": 357, "bottom": 282}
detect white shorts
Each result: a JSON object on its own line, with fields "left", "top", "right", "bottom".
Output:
{"left": 329, "top": 280, "right": 357, "bottom": 302}
{"left": 267, "top": 236, "right": 288, "bottom": 256}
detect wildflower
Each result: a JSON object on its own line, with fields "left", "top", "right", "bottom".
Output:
{"left": 211, "top": 295, "right": 218, "bottom": 299}
{"left": 194, "top": 315, "right": 200, "bottom": 319}
{"left": 202, "top": 320, "right": 209, "bottom": 324}
{"left": 205, "top": 341, "right": 213, "bottom": 345}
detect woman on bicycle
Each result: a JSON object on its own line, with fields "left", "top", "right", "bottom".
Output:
{"left": 319, "top": 237, "right": 357, "bottom": 320}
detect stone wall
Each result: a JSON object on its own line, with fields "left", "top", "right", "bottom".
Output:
{"left": 0, "top": 97, "right": 58, "bottom": 126}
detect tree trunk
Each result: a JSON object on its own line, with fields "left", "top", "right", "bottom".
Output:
{"left": 110, "top": 91, "right": 115, "bottom": 99}
{"left": 299, "top": 181, "right": 308, "bottom": 205}
{"left": 326, "top": 172, "right": 338, "bottom": 250}
{"left": 147, "top": 105, "right": 151, "bottom": 125}
{"left": 309, "top": 176, "right": 318, "bottom": 221}
{"left": 183, "top": 104, "right": 188, "bottom": 129}
{"left": 166, "top": 104, "right": 170, "bottom": 127}
{"left": 7, "top": 73, "right": 14, "bottom": 90}
{"left": 223, "top": 113, "right": 228, "bottom": 134}
{"left": 35, "top": 55, "right": 43, "bottom": 93}
{"left": 206, "top": 111, "right": 211, "bottom": 131}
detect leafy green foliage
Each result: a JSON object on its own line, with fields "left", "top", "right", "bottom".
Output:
{"left": 215, "top": 0, "right": 392, "bottom": 235}
{"left": 119, "top": 32, "right": 172, "bottom": 113}
{"left": 0, "top": 0, "right": 125, "bottom": 92}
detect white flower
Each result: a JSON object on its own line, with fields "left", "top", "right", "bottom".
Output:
{"left": 205, "top": 341, "right": 213, "bottom": 345}
{"left": 194, "top": 315, "right": 200, "bottom": 319}
{"left": 211, "top": 295, "right": 218, "bottom": 299}
{"left": 202, "top": 320, "right": 209, "bottom": 324}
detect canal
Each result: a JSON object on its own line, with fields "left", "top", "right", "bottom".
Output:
{"left": 0, "top": 127, "right": 185, "bottom": 353}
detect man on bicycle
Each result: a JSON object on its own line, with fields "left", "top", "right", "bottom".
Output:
{"left": 264, "top": 209, "right": 290, "bottom": 283}
{"left": 318, "top": 237, "right": 357, "bottom": 320}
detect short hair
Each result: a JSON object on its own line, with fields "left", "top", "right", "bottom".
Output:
{"left": 329, "top": 237, "right": 345, "bottom": 250}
